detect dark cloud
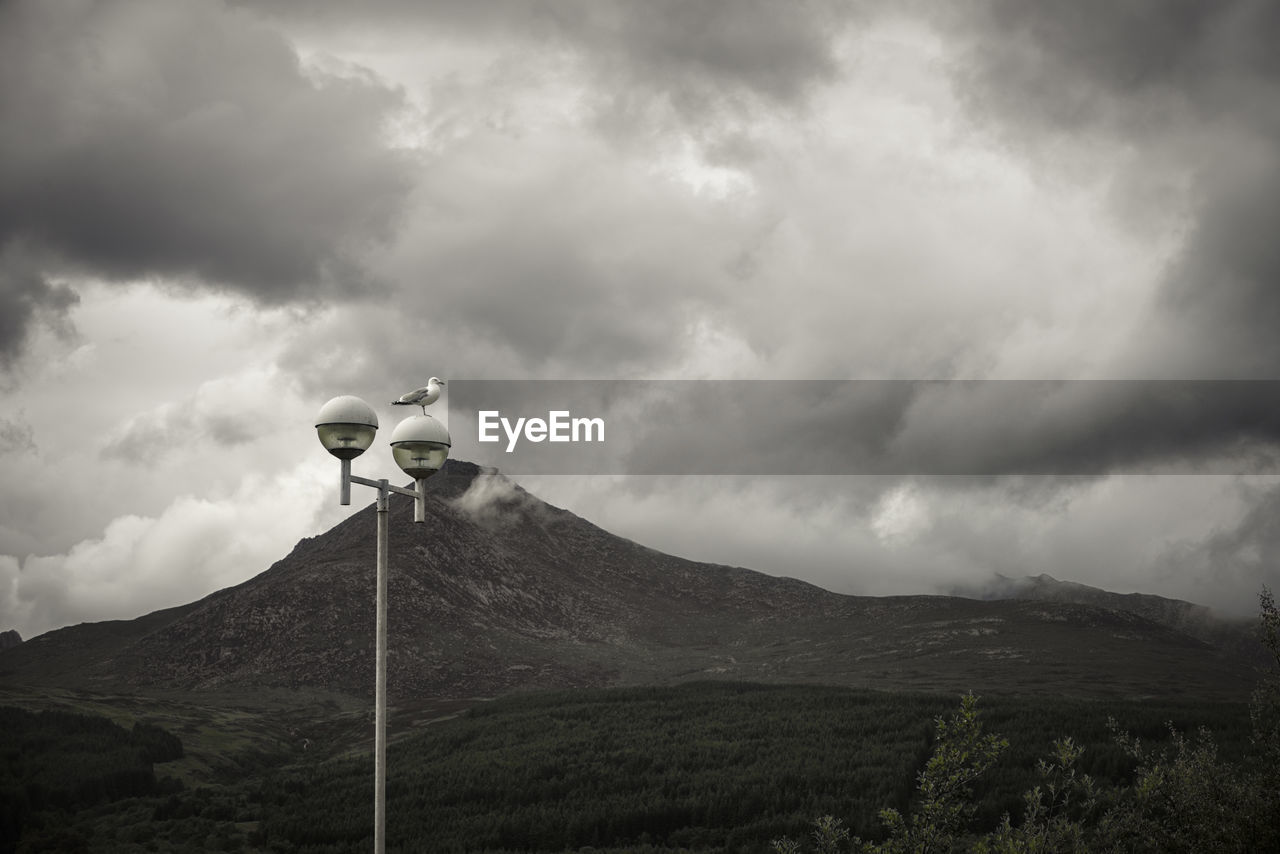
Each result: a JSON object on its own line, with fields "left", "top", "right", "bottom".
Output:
{"left": 942, "top": 0, "right": 1280, "bottom": 377}
{"left": 946, "top": 1, "right": 1216, "bottom": 134}
{"left": 1199, "top": 485, "right": 1280, "bottom": 571}
{"left": 0, "top": 248, "right": 79, "bottom": 368}
{"left": 1163, "top": 481, "right": 1280, "bottom": 614}
{"left": 577, "top": 0, "right": 847, "bottom": 111}
{"left": 0, "top": 0, "right": 415, "bottom": 361}
{"left": 958, "top": 1, "right": 1280, "bottom": 119}
{"left": 238, "top": 0, "right": 849, "bottom": 111}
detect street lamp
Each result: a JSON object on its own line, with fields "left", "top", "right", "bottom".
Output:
{"left": 390, "top": 415, "right": 452, "bottom": 523}
{"left": 315, "top": 395, "right": 451, "bottom": 854}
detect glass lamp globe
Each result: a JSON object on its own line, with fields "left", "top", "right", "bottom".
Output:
{"left": 315, "top": 395, "right": 379, "bottom": 460}
{"left": 390, "top": 414, "right": 451, "bottom": 478}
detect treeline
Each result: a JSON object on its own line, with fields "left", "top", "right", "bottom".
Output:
{"left": 250, "top": 684, "right": 1255, "bottom": 853}
{"left": 778, "top": 589, "right": 1280, "bottom": 853}
{"left": 0, "top": 682, "right": 1265, "bottom": 852}
{"left": 0, "top": 706, "right": 183, "bottom": 852}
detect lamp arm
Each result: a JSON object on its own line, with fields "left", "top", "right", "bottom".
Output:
{"left": 341, "top": 464, "right": 428, "bottom": 522}
{"left": 348, "top": 473, "right": 420, "bottom": 499}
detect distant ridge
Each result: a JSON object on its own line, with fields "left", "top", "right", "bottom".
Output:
{"left": 0, "top": 461, "right": 1262, "bottom": 702}
{"left": 0, "top": 629, "right": 20, "bottom": 651}
{"left": 950, "top": 572, "right": 1264, "bottom": 665}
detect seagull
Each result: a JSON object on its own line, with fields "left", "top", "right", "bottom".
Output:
{"left": 392, "top": 378, "right": 446, "bottom": 414}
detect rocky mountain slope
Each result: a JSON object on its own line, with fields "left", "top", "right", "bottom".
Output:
{"left": 0, "top": 462, "right": 1263, "bottom": 702}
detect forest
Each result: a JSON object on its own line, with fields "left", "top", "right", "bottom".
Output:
{"left": 0, "top": 707, "right": 183, "bottom": 852}
{"left": 0, "top": 682, "right": 1265, "bottom": 853}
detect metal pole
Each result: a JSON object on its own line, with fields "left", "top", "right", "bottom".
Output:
{"left": 341, "top": 458, "right": 352, "bottom": 505}
{"left": 414, "top": 478, "right": 428, "bottom": 523}
{"left": 374, "top": 480, "right": 389, "bottom": 854}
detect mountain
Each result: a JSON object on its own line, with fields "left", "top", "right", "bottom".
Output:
{"left": 0, "top": 630, "right": 20, "bottom": 651}
{"left": 0, "top": 462, "right": 1263, "bottom": 702}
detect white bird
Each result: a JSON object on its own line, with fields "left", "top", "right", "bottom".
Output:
{"left": 392, "top": 377, "right": 446, "bottom": 414}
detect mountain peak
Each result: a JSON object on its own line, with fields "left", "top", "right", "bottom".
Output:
{"left": 419, "top": 458, "right": 491, "bottom": 498}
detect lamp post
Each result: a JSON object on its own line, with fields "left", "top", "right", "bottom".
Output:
{"left": 315, "top": 395, "right": 451, "bottom": 854}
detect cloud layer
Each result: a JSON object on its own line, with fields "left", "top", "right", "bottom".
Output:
{"left": 948, "top": 0, "right": 1280, "bottom": 378}
{"left": 0, "top": 0, "right": 414, "bottom": 362}
{"left": 3, "top": 0, "right": 1280, "bottom": 638}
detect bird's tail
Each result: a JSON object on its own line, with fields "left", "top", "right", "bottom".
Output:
{"left": 391, "top": 400, "right": 407, "bottom": 405}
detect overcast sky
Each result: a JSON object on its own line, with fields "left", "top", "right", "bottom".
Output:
{"left": 4, "top": 0, "right": 1280, "bottom": 641}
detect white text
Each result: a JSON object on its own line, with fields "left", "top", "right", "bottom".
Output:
{"left": 478, "top": 410, "right": 605, "bottom": 452}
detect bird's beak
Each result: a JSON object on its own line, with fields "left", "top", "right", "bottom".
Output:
{"left": 439, "top": 380, "right": 447, "bottom": 385}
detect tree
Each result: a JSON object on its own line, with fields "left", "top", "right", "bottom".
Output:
{"left": 974, "top": 737, "right": 1098, "bottom": 854}
{"left": 870, "top": 693, "right": 1007, "bottom": 854}
{"left": 774, "top": 693, "right": 1007, "bottom": 854}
